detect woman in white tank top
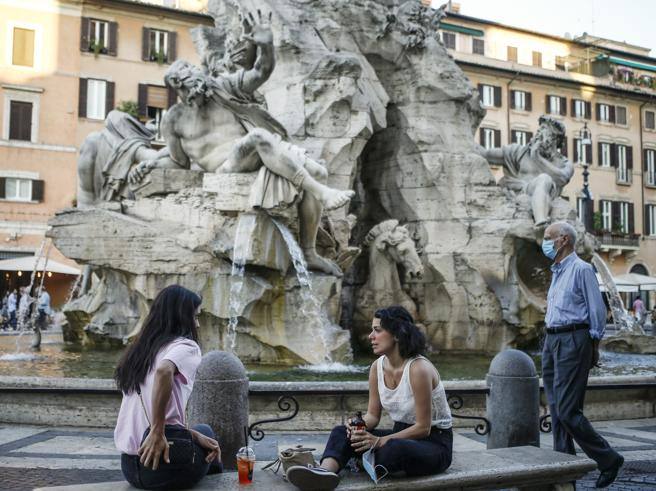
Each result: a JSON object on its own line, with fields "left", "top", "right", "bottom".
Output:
{"left": 287, "top": 306, "right": 453, "bottom": 491}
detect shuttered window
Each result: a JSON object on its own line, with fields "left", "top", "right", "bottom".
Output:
{"left": 12, "top": 27, "right": 35, "bottom": 67}
{"left": 472, "top": 38, "right": 484, "bottom": 55}
{"left": 479, "top": 84, "right": 501, "bottom": 108}
{"left": 646, "top": 111, "right": 655, "bottom": 130}
{"left": 480, "top": 128, "right": 500, "bottom": 149}
{"left": 507, "top": 46, "right": 517, "bottom": 62}
{"left": 87, "top": 79, "right": 107, "bottom": 120}
{"left": 645, "top": 149, "right": 656, "bottom": 186}
{"left": 8, "top": 101, "right": 33, "bottom": 141}
{"left": 142, "top": 28, "right": 176, "bottom": 63}
{"left": 547, "top": 95, "right": 567, "bottom": 116}
{"left": 601, "top": 200, "right": 612, "bottom": 231}
{"left": 615, "top": 106, "right": 627, "bottom": 126}
{"left": 532, "top": 51, "right": 542, "bottom": 67}
{"left": 645, "top": 205, "right": 656, "bottom": 236}
{"left": 511, "top": 130, "right": 532, "bottom": 145}
{"left": 442, "top": 32, "right": 455, "bottom": 49}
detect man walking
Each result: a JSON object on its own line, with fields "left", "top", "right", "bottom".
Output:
{"left": 542, "top": 222, "right": 623, "bottom": 488}
{"left": 7, "top": 289, "right": 17, "bottom": 330}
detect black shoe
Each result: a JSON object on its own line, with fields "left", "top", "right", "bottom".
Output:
{"left": 595, "top": 455, "right": 624, "bottom": 488}
{"left": 287, "top": 465, "right": 339, "bottom": 491}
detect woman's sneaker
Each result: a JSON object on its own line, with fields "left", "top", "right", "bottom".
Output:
{"left": 286, "top": 465, "right": 339, "bottom": 490}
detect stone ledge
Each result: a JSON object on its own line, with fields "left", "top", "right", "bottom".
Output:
{"left": 35, "top": 446, "right": 596, "bottom": 490}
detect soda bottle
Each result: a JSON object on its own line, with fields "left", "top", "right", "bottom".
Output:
{"left": 352, "top": 411, "right": 367, "bottom": 432}
{"left": 236, "top": 446, "right": 255, "bottom": 484}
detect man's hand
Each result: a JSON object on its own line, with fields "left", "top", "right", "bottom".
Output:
{"left": 128, "top": 161, "right": 156, "bottom": 185}
{"left": 241, "top": 10, "right": 273, "bottom": 46}
{"left": 138, "top": 429, "right": 169, "bottom": 470}
{"left": 591, "top": 338, "right": 601, "bottom": 369}
{"left": 193, "top": 432, "right": 221, "bottom": 464}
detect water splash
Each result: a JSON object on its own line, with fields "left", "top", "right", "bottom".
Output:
{"left": 298, "top": 362, "right": 367, "bottom": 373}
{"left": 225, "top": 213, "right": 258, "bottom": 352}
{"left": 272, "top": 219, "right": 333, "bottom": 364}
{"left": 0, "top": 353, "right": 37, "bottom": 361}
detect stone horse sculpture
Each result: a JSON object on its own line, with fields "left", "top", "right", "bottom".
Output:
{"left": 352, "top": 219, "right": 424, "bottom": 346}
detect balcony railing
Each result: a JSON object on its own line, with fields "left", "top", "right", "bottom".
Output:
{"left": 595, "top": 231, "right": 640, "bottom": 249}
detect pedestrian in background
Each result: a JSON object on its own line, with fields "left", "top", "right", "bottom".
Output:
{"left": 542, "top": 222, "right": 624, "bottom": 489}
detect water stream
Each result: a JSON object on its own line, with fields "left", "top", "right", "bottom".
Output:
{"left": 225, "top": 213, "right": 258, "bottom": 352}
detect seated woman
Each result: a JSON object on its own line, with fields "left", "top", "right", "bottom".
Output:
{"left": 287, "top": 306, "right": 452, "bottom": 490}
{"left": 114, "top": 285, "right": 222, "bottom": 490}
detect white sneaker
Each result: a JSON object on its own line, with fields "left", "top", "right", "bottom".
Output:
{"left": 286, "top": 465, "right": 340, "bottom": 490}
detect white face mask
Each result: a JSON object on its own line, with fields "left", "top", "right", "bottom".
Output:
{"left": 362, "top": 448, "right": 389, "bottom": 484}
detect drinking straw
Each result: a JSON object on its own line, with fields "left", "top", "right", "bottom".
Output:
{"left": 244, "top": 425, "right": 248, "bottom": 447}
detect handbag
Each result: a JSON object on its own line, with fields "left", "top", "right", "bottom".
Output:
{"left": 137, "top": 387, "right": 197, "bottom": 468}
{"left": 263, "top": 445, "right": 317, "bottom": 478}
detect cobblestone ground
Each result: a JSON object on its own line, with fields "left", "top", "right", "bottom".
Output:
{"left": 1, "top": 419, "right": 655, "bottom": 490}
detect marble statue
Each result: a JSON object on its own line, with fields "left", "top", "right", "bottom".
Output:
{"left": 352, "top": 220, "right": 423, "bottom": 345}
{"left": 129, "top": 14, "right": 354, "bottom": 276}
{"left": 479, "top": 115, "right": 574, "bottom": 226}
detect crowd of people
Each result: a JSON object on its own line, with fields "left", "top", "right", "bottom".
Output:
{"left": 0, "top": 287, "right": 52, "bottom": 331}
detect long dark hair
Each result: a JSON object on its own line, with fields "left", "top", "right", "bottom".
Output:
{"left": 374, "top": 306, "right": 426, "bottom": 358}
{"left": 114, "top": 285, "right": 201, "bottom": 394}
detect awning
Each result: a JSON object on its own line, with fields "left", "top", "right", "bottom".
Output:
{"left": 440, "top": 22, "right": 484, "bottom": 37}
{"left": 0, "top": 256, "right": 80, "bottom": 276}
{"left": 596, "top": 273, "right": 639, "bottom": 293}
{"left": 615, "top": 273, "right": 656, "bottom": 291}
{"left": 596, "top": 54, "right": 656, "bottom": 73}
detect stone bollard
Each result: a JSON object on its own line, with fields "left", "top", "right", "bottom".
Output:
{"left": 486, "top": 349, "right": 539, "bottom": 449}
{"left": 187, "top": 350, "right": 249, "bottom": 470}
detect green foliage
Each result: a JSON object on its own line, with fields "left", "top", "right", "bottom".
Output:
{"left": 89, "top": 41, "right": 105, "bottom": 57}
{"left": 592, "top": 211, "right": 602, "bottom": 232}
{"left": 116, "top": 100, "right": 139, "bottom": 119}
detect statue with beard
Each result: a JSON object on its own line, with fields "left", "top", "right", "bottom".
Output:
{"left": 479, "top": 115, "right": 574, "bottom": 226}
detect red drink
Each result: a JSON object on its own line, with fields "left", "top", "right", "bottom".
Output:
{"left": 236, "top": 447, "right": 255, "bottom": 484}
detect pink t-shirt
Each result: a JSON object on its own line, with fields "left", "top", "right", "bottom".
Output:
{"left": 114, "top": 337, "right": 202, "bottom": 455}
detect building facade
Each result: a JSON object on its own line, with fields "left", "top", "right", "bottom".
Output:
{"left": 0, "top": 0, "right": 211, "bottom": 304}
{"left": 440, "top": 7, "right": 656, "bottom": 306}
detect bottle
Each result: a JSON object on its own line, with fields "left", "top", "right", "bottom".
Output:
{"left": 236, "top": 446, "right": 255, "bottom": 484}
{"left": 352, "top": 411, "right": 367, "bottom": 432}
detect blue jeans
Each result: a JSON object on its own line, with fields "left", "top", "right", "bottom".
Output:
{"left": 120, "top": 423, "right": 223, "bottom": 490}
{"left": 322, "top": 422, "right": 452, "bottom": 478}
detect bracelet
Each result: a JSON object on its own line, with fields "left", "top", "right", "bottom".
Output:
{"left": 372, "top": 437, "right": 381, "bottom": 449}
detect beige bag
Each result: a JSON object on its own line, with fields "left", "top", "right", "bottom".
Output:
{"left": 263, "top": 445, "right": 317, "bottom": 478}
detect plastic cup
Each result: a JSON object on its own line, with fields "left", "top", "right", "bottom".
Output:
{"left": 236, "top": 446, "right": 255, "bottom": 484}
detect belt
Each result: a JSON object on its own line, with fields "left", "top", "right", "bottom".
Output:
{"left": 545, "top": 323, "right": 589, "bottom": 335}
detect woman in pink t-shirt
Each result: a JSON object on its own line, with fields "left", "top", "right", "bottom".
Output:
{"left": 114, "top": 285, "right": 222, "bottom": 489}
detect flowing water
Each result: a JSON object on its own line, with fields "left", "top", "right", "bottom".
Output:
{"left": 592, "top": 253, "right": 641, "bottom": 333}
{"left": 225, "top": 213, "right": 258, "bottom": 352}
{"left": 271, "top": 219, "right": 334, "bottom": 364}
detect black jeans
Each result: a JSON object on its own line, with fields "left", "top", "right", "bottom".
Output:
{"left": 322, "top": 422, "right": 452, "bottom": 478}
{"left": 542, "top": 330, "right": 621, "bottom": 470}
{"left": 121, "top": 423, "right": 223, "bottom": 490}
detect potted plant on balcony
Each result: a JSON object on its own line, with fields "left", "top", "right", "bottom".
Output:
{"left": 89, "top": 40, "right": 106, "bottom": 57}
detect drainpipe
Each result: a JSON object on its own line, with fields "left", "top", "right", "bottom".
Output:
{"left": 506, "top": 71, "right": 521, "bottom": 144}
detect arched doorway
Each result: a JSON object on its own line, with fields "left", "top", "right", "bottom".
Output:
{"left": 629, "top": 263, "right": 650, "bottom": 310}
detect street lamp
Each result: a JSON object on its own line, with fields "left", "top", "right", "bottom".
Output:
{"left": 580, "top": 122, "right": 593, "bottom": 231}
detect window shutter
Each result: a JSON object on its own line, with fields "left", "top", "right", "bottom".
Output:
{"left": 626, "top": 146, "right": 633, "bottom": 171}
{"left": 527, "top": 131, "right": 533, "bottom": 142}
{"left": 9, "top": 101, "right": 32, "bottom": 141}
{"left": 573, "top": 138, "right": 580, "bottom": 163}
{"left": 560, "top": 137, "right": 568, "bottom": 157}
{"left": 142, "top": 27, "right": 150, "bottom": 61}
{"left": 560, "top": 96, "right": 567, "bottom": 116}
{"left": 510, "top": 130, "right": 517, "bottom": 143}
{"left": 167, "top": 86, "right": 177, "bottom": 108}
{"left": 585, "top": 101, "right": 592, "bottom": 120}
{"left": 80, "top": 17, "right": 90, "bottom": 52}
{"left": 609, "top": 105, "right": 616, "bottom": 124}
{"left": 645, "top": 148, "right": 650, "bottom": 172}
{"left": 546, "top": 95, "right": 551, "bottom": 113}
{"left": 493, "top": 86, "right": 501, "bottom": 107}
{"left": 629, "top": 203, "right": 635, "bottom": 234}
{"left": 510, "top": 90, "right": 515, "bottom": 110}
{"left": 108, "top": 22, "right": 118, "bottom": 56}
{"left": 0, "top": 178, "right": 5, "bottom": 199}
{"left": 494, "top": 129, "right": 501, "bottom": 147}
{"left": 479, "top": 127, "right": 485, "bottom": 146}
{"left": 586, "top": 143, "right": 592, "bottom": 164}
{"left": 597, "top": 142, "right": 603, "bottom": 166}
{"left": 477, "top": 83, "right": 483, "bottom": 98}
{"left": 525, "top": 92, "right": 532, "bottom": 111}
{"left": 610, "top": 143, "right": 617, "bottom": 167}
{"left": 105, "top": 81, "right": 115, "bottom": 117}
{"left": 570, "top": 99, "right": 576, "bottom": 117}
{"left": 167, "top": 31, "right": 177, "bottom": 63}
{"left": 595, "top": 103, "right": 601, "bottom": 121}
{"left": 138, "top": 84, "right": 148, "bottom": 118}
{"left": 78, "top": 78, "right": 88, "bottom": 118}
{"left": 31, "top": 179, "right": 44, "bottom": 202}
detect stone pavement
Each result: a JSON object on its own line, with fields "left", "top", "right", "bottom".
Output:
{"left": 1, "top": 419, "right": 655, "bottom": 490}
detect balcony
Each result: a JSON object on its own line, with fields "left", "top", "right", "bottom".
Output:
{"left": 595, "top": 231, "right": 640, "bottom": 262}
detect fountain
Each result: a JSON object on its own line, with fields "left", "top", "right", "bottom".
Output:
{"left": 37, "top": 0, "right": 642, "bottom": 371}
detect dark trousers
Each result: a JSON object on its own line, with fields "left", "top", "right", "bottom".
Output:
{"left": 542, "top": 330, "right": 621, "bottom": 470}
{"left": 9, "top": 311, "right": 16, "bottom": 330}
{"left": 322, "top": 422, "right": 452, "bottom": 478}
{"left": 121, "top": 423, "right": 223, "bottom": 490}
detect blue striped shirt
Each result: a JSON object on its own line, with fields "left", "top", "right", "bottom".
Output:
{"left": 546, "top": 252, "right": 606, "bottom": 340}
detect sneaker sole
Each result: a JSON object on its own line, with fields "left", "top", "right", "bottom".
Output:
{"left": 287, "top": 466, "right": 339, "bottom": 491}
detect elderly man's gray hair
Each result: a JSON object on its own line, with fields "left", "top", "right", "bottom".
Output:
{"left": 553, "top": 221, "right": 577, "bottom": 244}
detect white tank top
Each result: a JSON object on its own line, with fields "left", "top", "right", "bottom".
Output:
{"left": 377, "top": 355, "right": 452, "bottom": 429}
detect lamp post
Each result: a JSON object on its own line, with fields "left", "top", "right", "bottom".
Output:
{"left": 580, "top": 122, "right": 593, "bottom": 232}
